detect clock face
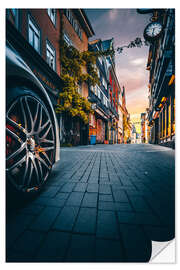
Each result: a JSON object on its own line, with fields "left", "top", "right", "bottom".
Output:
{"left": 144, "top": 22, "right": 163, "bottom": 41}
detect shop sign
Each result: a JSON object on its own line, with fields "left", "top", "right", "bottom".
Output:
{"left": 95, "top": 108, "right": 109, "bottom": 120}
{"left": 33, "top": 68, "right": 58, "bottom": 95}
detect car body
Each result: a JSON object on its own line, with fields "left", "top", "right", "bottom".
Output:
{"left": 6, "top": 42, "right": 60, "bottom": 195}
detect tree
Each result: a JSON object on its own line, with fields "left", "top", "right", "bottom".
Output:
{"left": 116, "top": 37, "right": 149, "bottom": 54}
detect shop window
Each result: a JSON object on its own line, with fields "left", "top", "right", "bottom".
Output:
{"left": 46, "top": 42, "right": 56, "bottom": 70}
{"left": 163, "top": 107, "right": 165, "bottom": 137}
{"left": 159, "top": 112, "right": 162, "bottom": 138}
{"left": 168, "top": 99, "right": 171, "bottom": 136}
{"left": 47, "top": 9, "right": 56, "bottom": 25}
{"left": 28, "top": 16, "right": 40, "bottom": 53}
{"left": 171, "top": 96, "right": 175, "bottom": 134}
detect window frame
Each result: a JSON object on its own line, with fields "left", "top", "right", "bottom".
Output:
{"left": 11, "top": 8, "right": 19, "bottom": 28}
{"left": 47, "top": 9, "right": 56, "bottom": 26}
{"left": 46, "top": 40, "right": 56, "bottom": 71}
{"left": 28, "top": 15, "right": 41, "bottom": 54}
{"left": 64, "top": 9, "right": 82, "bottom": 40}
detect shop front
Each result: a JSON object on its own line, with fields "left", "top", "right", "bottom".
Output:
{"left": 88, "top": 108, "right": 109, "bottom": 145}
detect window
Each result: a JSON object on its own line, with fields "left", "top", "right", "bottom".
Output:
{"left": 46, "top": 42, "right": 56, "bottom": 70}
{"left": 47, "top": 9, "right": 56, "bottom": 25}
{"left": 11, "top": 9, "right": 19, "bottom": 28}
{"left": 28, "top": 17, "right": 40, "bottom": 53}
{"left": 64, "top": 9, "right": 82, "bottom": 40}
{"left": 63, "top": 33, "right": 73, "bottom": 47}
{"left": 97, "top": 87, "right": 101, "bottom": 99}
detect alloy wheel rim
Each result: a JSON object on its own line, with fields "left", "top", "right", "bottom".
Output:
{"left": 6, "top": 95, "right": 55, "bottom": 192}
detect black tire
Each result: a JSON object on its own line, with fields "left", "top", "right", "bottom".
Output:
{"left": 6, "top": 89, "right": 56, "bottom": 197}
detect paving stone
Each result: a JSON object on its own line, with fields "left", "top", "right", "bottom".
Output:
{"left": 120, "top": 175, "right": 134, "bottom": 186}
{"left": 88, "top": 176, "right": 99, "bottom": 183}
{"left": 33, "top": 197, "right": 66, "bottom": 208}
{"left": 18, "top": 205, "right": 44, "bottom": 216}
{"left": 60, "top": 183, "right": 76, "bottom": 192}
{"left": 95, "top": 239, "right": 124, "bottom": 262}
{"left": 55, "top": 192, "right": 70, "bottom": 200}
{"left": 114, "top": 202, "right": 133, "bottom": 211}
{"left": 87, "top": 183, "right": 99, "bottom": 193}
{"left": 6, "top": 144, "right": 175, "bottom": 263}
{"left": 96, "top": 210, "right": 119, "bottom": 240}
{"left": 6, "top": 214, "right": 35, "bottom": 249}
{"left": 99, "top": 184, "right": 111, "bottom": 194}
{"left": 36, "top": 231, "right": 71, "bottom": 261}
{"left": 13, "top": 231, "right": 45, "bottom": 256}
{"left": 30, "top": 206, "right": 61, "bottom": 232}
{"left": 112, "top": 190, "right": 129, "bottom": 202}
{"left": 74, "top": 183, "right": 87, "bottom": 192}
{"left": 40, "top": 186, "right": 60, "bottom": 198}
{"left": 117, "top": 212, "right": 161, "bottom": 226}
{"left": 81, "top": 192, "right": 98, "bottom": 208}
{"left": 53, "top": 206, "right": 79, "bottom": 232}
{"left": 65, "top": 192, "right": 84, "bottom": 206}
{"left": 66, "top": 234, "right": 95, "bottom": 262}
{"left": 128, "top": 196, "right": 151, "bottom": 212}
{"left": 99, "top": 194, "right": 113, "bottom": 202}
{"left": 74, "top": 208, "right": 96, "bottom": 234}
{"left": 119, "top": 224, "right": 151, "bottom": 262}
{"left": 98, "top": 201, "right": 132, "bottom": 212}
{"left": 143, "top": 225, "right": 175, "bottom": 242}
{"left": 6, "top": 250, "right": 34, "bottom": 262}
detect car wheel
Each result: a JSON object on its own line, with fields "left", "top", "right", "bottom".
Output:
{"left": 6, "top": 92, "right": 56, "bottom": 194}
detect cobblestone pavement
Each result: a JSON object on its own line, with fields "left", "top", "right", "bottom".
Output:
{"left": 6, "top": 144, "right": 175, "bottom": 262}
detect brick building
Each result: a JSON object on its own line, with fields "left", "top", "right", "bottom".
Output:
{"left": 6, "top": 9, "right": 95, "bottom": 146}
{"left": 59, "top": 9, "right": 95, "bottom": 145}
{"left": 102, "top": 39, "right": 120, "bottom": 144}
{"left": 88, "top": 39, "right": 110, "bottom": 144}
{"left": 6, "top": 9, "right": 63, "bottom": 108}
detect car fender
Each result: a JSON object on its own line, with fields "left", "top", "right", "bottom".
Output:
{"left": 6, "top": 45, "right": 60, "bottom": 162}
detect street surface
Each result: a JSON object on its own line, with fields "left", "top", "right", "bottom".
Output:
{"left": 6, "top": 144, "right": 175, "bottom": 262}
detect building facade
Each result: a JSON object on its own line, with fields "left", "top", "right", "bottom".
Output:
{"left": 6, "top": 9, "right": 96, "bottom": 146}
{"left": 88, "top": 39, "right": 110, "bottom": 144}
{"left": 59, "top": 9, "right": 95, "bottom": 146}
{"left": 6, "top": 9, "right": 63, "bottom": 113}
{"left": 121, "top": 87, "right": 131, "bottom": 143}
{"left": 146, "top": 9, "right": 175, "bottom": 148}
{"left": 141, "top": 113, "right": 146, "bottom": 143}
{"left": 117, "top": 91, "right": 124, "bottom": 144}
{"left": 88, "top": 38, "right": 121, "bottom": 145}
{"left": 106, "top": 39, "right": 120, "bottom": 144}
{"left": 6, "top": 9, "right": 124, "bottom": 146}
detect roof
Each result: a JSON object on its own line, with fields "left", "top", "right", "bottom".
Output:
{"left": 73, "top": 9, "right": 95, "bottom": 38}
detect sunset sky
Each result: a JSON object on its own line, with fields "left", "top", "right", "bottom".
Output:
{"left": 85, "top": 9, "right": 151, "bottom": 116}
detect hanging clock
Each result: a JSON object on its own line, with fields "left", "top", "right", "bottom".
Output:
{"left": 143, "top": 21, "right": 163, "bottom": 42}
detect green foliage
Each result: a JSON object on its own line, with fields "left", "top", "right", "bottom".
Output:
{"left": 56, "top": 40, "right": 113, "bottom": 124}
{"left": 56, "top": 41, "right": 102, "bottom": 123}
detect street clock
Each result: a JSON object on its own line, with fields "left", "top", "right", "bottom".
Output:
{"left": 144, "top": 21, "right": 163, "bottom": 42}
